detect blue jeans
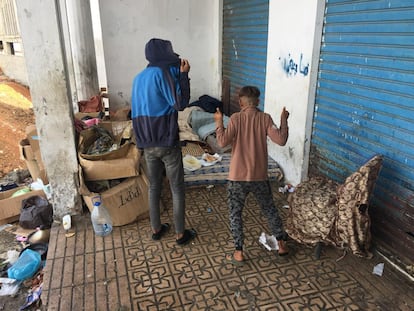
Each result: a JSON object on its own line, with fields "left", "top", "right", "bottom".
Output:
{"left": 144, "top": 146, "right": 185, "bottom": 234}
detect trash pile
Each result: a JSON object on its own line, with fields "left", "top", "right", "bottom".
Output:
{"left": 75, "top": 104, "right": 151, "bottom": 227}
{"left": 0, "top": 178, "right": 53, "bottom": 310}
{"left": 0, "top": 92, "right": 151, "bottom": 308}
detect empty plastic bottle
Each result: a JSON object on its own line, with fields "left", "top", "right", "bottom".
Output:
{"left": 91, "top": 200, "right": 113, "bottom": 236}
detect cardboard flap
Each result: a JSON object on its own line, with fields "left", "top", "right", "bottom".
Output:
{"left": 26, "top": 125, "right": 40, "bottom": 155}
{"left": 80, "top": 142, "right": 131, "bottom": 161}
{"left": 78, "top": 167, "right": 92, "bottom": 196}
{"left": 78, "top": 121, "right": 133, "bottom": 161}
{"left": 25, "top": 125, "right": 45, "bottom": 171}
{"left": 19, "top": 139, "right": 35, "bottom": 161}
{"left": 79, "top": 144, "right": 140, "bottom": 181}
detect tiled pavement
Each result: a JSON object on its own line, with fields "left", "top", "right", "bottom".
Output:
{"left": 42, "top": 183, "right": 414, "bottom": 311}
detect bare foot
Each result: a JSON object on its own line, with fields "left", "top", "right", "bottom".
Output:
{"left": 225, "top": 250, "right": 244, "bottom": 266}
{"left": 277, "top": 240, "right": 289, "bottom": 256}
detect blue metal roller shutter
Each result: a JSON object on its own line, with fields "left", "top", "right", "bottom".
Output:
{"left": 222, "top": 0, "right": 269, "bottom": 113}
{"left": 312, "top": 0, "right": 414, "bottom": 269}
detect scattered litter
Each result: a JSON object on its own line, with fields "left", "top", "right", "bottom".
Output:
{"left": 16, "top": 235, "right": 28, "bottom": 242}
{"left": 19, "top": 272, "right": 43, "bottom": 310}
{"left": 19, "top": 282, "right": 42, "bottom": 310}
{"left": 373, "top": 263, "right": 384, "bottom": 276}
{"left": 0, "top": 278, "right": 20, "bottom": 296}
{"left": 259, "top": 232, "right": 279, "bottom": 251}
{"left": 7, "top": 249, "right": 41, "bottom": 281}
{"left": 62, "top": 215, "right": 71, "bottom": 230}
{"left": 0, "top": 277, "right": 17, "bottom": 284}
{"left": 207, "top": 207, "right": 212, "bottom": 213}
{"left": 278, "top": 184, "right": 295, "bottom": 193}
{"left": 0, "top": 224, "right": 12, "bottom": 232}
{"left": 30, "top": 178, "right": 52, "bottom": 201}
{"left": 206, "top": 185, "right": 214, "bottom": 189}
{"left": 65, "top": 231, "right": 76, "bottom": 238}
{"left": 282, "top": 205, "right": 289, "bottom": 209}
{"left": 5, "top": 250, "right": 20, "bottom": 265}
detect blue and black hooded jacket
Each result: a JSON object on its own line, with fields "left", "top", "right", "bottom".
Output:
{"left": 131, "top": 38, "right": 190, "bottom": 148}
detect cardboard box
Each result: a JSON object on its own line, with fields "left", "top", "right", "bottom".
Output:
{"left": 0, "top": 187, "right": 46, "bottom": 225}
{"left": 78, "top": 121, "right": 140, "bottom": 181}
{"left": 79, "top": 168, "right": 149, "bottom": 226}
{"left": 79, "top": 144, "right": 140, "bottom": 181}
{"left": 19, "top": 138, "right": 48, "bottom": 184}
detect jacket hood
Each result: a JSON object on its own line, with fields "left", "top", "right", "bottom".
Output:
{"left": 145, "top": 38, "right": 180, "bottom": 68}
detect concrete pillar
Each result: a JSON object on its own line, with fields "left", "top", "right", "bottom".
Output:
{"left": 15, "top": 0, "right": 82, "bottom": 218}
{"left": 65, "top": 0, "right": 99, "bottom": 103}
{"left": 57, "top": 0, "right": 77, "bottom": 111}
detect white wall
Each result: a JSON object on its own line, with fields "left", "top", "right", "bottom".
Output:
{"left": 265, "top": 0, "right": 324, "bottom": 185}
{"left": 0, "top": 54, "right": 28, "bottom": 85}
{"left": 98, "top": 0, "right": 221, "bottom": 111}
{"left": 96, "top": 0, "right": 323, "bottom": 184}
{"left": 90, "top": 0, "right": 107, "bottom": 88}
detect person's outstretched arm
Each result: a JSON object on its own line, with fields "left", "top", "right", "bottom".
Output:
{"left": 268, "top": 107, "right": 289, "bottom": 146}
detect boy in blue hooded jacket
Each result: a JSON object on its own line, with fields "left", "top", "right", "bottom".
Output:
{"left": 131, "top": 38, "right": 196, "bottom": 245}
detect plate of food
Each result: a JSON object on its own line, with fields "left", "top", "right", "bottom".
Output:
{"left": 183, "top": 154, "right": 202, "bottom": 171}
{"left": 200, "top": 153, "right": 222, "bottom": 166}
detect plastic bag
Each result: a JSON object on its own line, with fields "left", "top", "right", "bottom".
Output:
{"left": 5, "top": 250, "right": 20, "bottom": 265}
{"left": 0, "top": 278, "right": 20, "bottom": 296}
{"left": 259, "top": 232, "right": 279, "bottom": 251}
{"left": 19, "top": 195, "right": 53, "bottom": 229}
{"left": 30, "top": 178, "right": 52, "bottom": 201}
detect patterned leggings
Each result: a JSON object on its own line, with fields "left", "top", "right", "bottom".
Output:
{"left": 227, "top": 180, "right": 285, "bottom": 250}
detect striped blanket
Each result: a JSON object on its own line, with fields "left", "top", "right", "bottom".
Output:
{"left": 183, "top": 153, "right": 284, "bottom": 187}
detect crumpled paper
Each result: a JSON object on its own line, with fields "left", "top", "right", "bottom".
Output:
{"left": 259, "top": 232, "right": 279, "bottom": 251}
{"left": 373, "top": 263, "right": 384, "bottom": 276}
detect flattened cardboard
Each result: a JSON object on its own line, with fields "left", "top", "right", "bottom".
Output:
{"left": 79, "top": 168, "right": 149, "bottom": 226}
{"left": 0, "top": 187, "right": 46, "bottom": 225}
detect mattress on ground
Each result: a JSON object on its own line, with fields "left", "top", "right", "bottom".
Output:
{"left": 184, "top": 153, "right": 284, "bottom": 187}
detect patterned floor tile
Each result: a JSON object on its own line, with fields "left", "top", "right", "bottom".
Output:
{"left": 41, "top": 183, "right": 414, "bottom": 311}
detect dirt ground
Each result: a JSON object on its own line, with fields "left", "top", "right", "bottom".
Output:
{"left": 0, "top": 75, "right": 41, "bottom": 310}
{"left": 0, "top": 76, "right": 34, "bottom": 178}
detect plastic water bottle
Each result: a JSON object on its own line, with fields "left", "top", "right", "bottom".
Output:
{"left": 91, "top": 201, "right": 113, "bottom": 236}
